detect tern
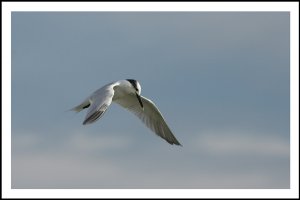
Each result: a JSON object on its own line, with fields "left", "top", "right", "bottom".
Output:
{"left": 71, "top": 79, "right": 181, "bottom": 146}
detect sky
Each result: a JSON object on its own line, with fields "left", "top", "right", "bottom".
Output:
{"left": 11, "top": 12, "right": 290, "bottom": 189}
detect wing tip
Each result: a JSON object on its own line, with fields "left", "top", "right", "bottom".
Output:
{"left": 177, "top": 143, "right": 183, "bottom": 147}
{"left": 167, "top": 140, "right": 182, "bottom": 146}
{"left": 173, "top": 142, "right": 183, "bottom": 147}
{"left": 82, "top": 120, "right": 90, "bottom": 125}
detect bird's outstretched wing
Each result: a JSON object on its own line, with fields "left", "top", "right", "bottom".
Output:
{"left": 73, "top": 85, "right": 115, "bottom": 125}
{"left": 114, "top": 94, "right": 181, "bottom": 145}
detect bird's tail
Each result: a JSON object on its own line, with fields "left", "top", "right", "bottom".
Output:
{"left": 70, "top": 99, "right": 90, "bottom": 112}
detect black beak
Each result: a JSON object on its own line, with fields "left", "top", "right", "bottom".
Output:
{"left": 135, "top": 93, "right": 144, "bottom": 110}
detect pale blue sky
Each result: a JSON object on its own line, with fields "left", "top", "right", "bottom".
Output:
{"left": 11, "top": 12, "right": 290, "bottom": 189}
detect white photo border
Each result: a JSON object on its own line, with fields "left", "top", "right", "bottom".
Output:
{"left": 2, "top": 2, "right": 299, "bottom": 199}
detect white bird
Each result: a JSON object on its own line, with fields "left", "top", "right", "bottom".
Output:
{"left": 71, "top": 79, "right": 181, "bottom": 146}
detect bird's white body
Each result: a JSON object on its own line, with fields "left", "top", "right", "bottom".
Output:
{"left": 72, "top": 79, "right": 181, "bottom": 146}
{"left": 113, "top": 80, "right": 141, "bottom": 101}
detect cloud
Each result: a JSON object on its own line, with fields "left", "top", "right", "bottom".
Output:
{"left": 12, "top": 128, "right": 289, "bottom": 189}
{"left": 65, "top": 130, "right": 133, "bottom": 152}
{"left": 191, "top": 129, "right": 289, "bottom": 158}
{"left": 12, "top": 129, "right": 132, "bottom": 188}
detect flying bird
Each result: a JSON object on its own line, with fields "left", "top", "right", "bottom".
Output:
{"left": 71, "top": 79, "right": 181, "bottom": 146}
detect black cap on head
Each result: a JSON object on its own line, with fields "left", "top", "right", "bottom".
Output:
{"left": 126, "top": 79, "right": 138, "bottom": 91}
{"left": 126, "top": 79, "right": 143, "bottom": 109}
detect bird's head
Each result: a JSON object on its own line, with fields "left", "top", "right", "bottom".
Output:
{"left": 126, "top": 79, "right": 144, "bottom": 109}
{"left": 126, "top": 79, "right": 141, "bottom": 94}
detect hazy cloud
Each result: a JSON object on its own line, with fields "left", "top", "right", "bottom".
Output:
{"left": 192, "top": 130, "right": 289, "bottom": 157}
{"left": 12, "top": 128, "right": 289, "bottom": 189}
